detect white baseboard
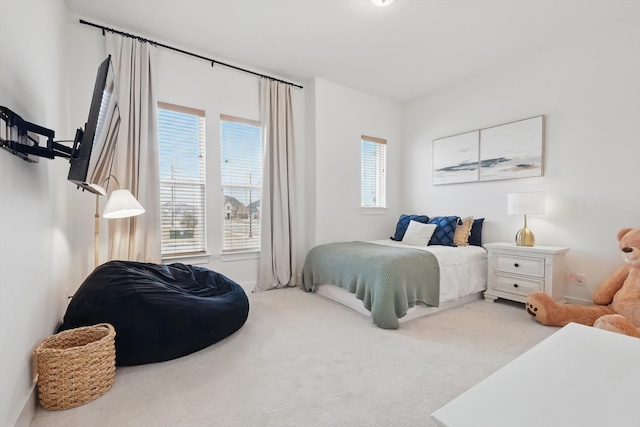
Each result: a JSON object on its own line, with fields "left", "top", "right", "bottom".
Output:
{"left": 14, "top": 387, "right": 36, "bottom": 427}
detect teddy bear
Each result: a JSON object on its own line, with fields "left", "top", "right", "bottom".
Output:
{"left": 525, "top": 227, "right": 640, "bottom": 338}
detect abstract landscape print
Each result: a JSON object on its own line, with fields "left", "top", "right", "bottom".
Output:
{"left": 479, "top": 116, "right": 544, "bottom": 181}
{"left": 432, "top": 130, "right": 480, "bottom": 185}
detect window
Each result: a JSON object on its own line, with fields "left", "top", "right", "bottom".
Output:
{"left": 361, "top": 135, "right": 387, "bottom": 208}
{"left": 157, "top": 102, "right": 206, "bottom": 256}
{"left": 220, "top": 115, "right": 262, "bottom": 253}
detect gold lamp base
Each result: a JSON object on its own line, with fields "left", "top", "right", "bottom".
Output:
{"left": 515, "top": 227, "right": 535, "bottom": 246}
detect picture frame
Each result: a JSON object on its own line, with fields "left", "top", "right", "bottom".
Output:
{"left": 432, "top": 130, "right": 479, "bottom": 185}
{"left": 479, "top": 116, "right": 544, "bottom": 182}
{"left": 432, "top": 115, "right": 544, "bottom": 185}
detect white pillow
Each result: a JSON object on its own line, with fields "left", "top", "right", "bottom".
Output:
{"left": 402, "top": 221, "right": 437, "bottom": 246}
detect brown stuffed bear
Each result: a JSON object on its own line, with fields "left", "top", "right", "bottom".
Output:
{"left": 526, "top": 227, "right": 640, "bottom": 338}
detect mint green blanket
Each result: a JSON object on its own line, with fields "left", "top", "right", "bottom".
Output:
{"left": 301, "top": 241, "right": 440, "bottom": 329}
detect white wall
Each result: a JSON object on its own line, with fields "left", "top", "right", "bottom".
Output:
{"left": 0, "top": 1, "right": 72, "bottom": 426}
{"left": 307, "top": 78, "right": 403, "bottom": 248}
{"left": 65, "top": 19, "right": 306, "bottom": 290}
{"left": 402, "top": 21, "right": 640, "bottom": 302}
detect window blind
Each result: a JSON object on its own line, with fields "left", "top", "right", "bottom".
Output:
{"left": 221, "top": 116, "right": 261, "bottom": 252}
{"left": 361, "top": 135, "right": 387, "bottom": 208}
{"left": 157, "top": 102, "right": 206, "bottom": 256}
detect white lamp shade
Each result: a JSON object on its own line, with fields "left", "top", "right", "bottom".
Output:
{"left": 103, "top": 189, "right": 145, "bottom": 219}
{"left": 507, "top": 192, "right": 545, "bottom": 215}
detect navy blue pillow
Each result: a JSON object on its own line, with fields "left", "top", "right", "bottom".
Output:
{"left": 427, "top": 216, "right": 459, "bottom": 246}
{"left": 468, "top": 218, "right": 484, "bottom": 246}
{"left": 391, "top": 214, "right": 429, "bottom": 241}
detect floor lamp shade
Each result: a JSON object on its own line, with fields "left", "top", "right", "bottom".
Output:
{"left": 507, "top": 192, "right": 545, "bottom": 246}
{"left": 103, "top": 189, "right": 145, "bottom": 219}
{"left": 95, "top": 189, "right": 144, "bottom": 268}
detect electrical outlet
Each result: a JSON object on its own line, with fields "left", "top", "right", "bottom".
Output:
{"left": 575, "top": 274, "right": 586, "bottom": 286}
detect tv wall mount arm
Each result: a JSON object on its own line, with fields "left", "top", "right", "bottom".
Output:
{"left": 0, "top": 106, "right": 75, "bottom": 162}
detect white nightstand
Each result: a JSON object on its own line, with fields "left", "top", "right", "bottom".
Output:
{"left": 484, "top": 242, "right": 569, "bottom": 304}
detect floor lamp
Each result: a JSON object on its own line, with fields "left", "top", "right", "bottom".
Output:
{"left": 95, "top": 185, "right": 145, "bottom": 268}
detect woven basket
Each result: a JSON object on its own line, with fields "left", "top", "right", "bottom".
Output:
{"left": 34, "top": 323, "right": 116, "bottom": 410}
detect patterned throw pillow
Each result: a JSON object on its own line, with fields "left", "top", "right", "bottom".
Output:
{"left": 391, "top": 214, "right": 430, "bottom": 241}
{"left": 427, "top": 216, "right": 459, "bottom": 246}
{"left": 453, "top": 216, "right": 474, "bottom": 246}
{"left": 468, "top": 218, "right": 485, "bottom": 246}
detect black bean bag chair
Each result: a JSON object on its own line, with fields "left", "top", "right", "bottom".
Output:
{"left": 59, "top": 261, "right": 249, "bottom": 366}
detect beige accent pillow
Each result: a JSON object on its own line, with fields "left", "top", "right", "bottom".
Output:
{"left": 453, "top": 216, "right": 474, "bottom": 246}
{"left": 402, "top": 221, "right": 437, "bottom": 246}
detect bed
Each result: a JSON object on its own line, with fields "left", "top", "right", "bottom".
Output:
{"left": 301, "top": 215, "right": 487, "bottom": 329}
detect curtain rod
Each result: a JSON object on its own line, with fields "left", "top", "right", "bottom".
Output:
{"left": 79, "top": 19, "right": 304, "bottom": 89}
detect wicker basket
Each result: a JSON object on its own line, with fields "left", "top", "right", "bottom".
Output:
{"left": 34, "top": 323, "right": 116, "bottom": 410}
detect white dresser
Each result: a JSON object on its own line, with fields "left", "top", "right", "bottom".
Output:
{"left": 483, "top": 242, "right": 568, "bottom": 303}
{"left": 431, "top": 323, "right": 640, "bottom": 427}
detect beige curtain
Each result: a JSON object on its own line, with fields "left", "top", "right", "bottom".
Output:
{"left": 254, "top": 79, "right": 297, "bottom": 291}
{"left": 105, "top": 33, "right": 161, "bottom": 263}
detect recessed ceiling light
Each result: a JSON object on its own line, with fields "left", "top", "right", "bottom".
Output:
{"left": 371, "top": 0, "right": 395, "bottom": 7}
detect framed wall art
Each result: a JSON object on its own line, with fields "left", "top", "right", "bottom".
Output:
{"left": 432, "top": 130, "right": 479, "bottom": 185}
{"left": 432, "top": 115, "right": 544, "bottom": 185}
{"left": 479, "top": 116, "right": 544, "bottom": 182}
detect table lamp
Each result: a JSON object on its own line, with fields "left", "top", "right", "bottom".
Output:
{"left": 507, "top": 192, "right": 545, "bottom": 247}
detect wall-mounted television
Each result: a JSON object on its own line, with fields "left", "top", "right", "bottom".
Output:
{"left": 67, "top": 55, "right": 121, "bottom": 195}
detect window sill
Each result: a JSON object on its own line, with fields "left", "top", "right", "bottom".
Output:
{"left": 162, "top": 252, "right": 211, "bottom": 266}
{"left": 220, "top": 250, "right": 260, "bottom": 262}
{"left": 360, "top": 207, "right": 388, "bottom": 215}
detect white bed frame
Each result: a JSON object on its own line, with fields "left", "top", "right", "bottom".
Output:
{"left": 310, "top": 240, "right": 488, "bottom": 325}
{"left": 316, "top": 284, "right": 484, "bottom": 324}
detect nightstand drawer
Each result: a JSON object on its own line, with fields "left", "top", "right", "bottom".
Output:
{"left": 493, "top": 273, "right": 543, "bottom": 296}
{"left": 494, "top": 254, "right": 544, "bottom": 278}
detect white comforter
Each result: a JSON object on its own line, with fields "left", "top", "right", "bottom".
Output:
{"left": 368, "top": 240, "right": 488, "bottom": 303}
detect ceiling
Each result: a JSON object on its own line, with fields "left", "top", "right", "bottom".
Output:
{"left": 64, "top": 0, "right": 640, "bottom": 103}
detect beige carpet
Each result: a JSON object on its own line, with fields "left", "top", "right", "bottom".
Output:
{"left": 30, "top": 287, "right": 558, "bottom": 427}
